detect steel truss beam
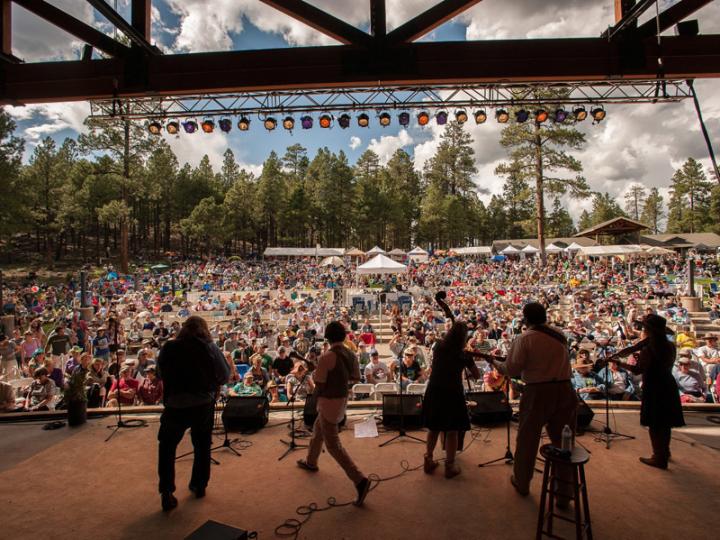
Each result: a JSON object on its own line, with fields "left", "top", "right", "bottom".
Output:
{"left": 3, "top": 35, "right": 720, "bottom": 105}
{"left": 86, "top": 0, "right": 159, "bottom": 54}
{"left": 88, "top": 80, "right": 692, "bottom": 121}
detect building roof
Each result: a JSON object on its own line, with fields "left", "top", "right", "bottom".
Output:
{"left": 641, "top": 232, "right": 720, "bottom": 249}
{"left": 491, "top": 237, "right": 596, "bottom": 252}
{"left": 574, "top": 217, "right": 649, "bottom": 238}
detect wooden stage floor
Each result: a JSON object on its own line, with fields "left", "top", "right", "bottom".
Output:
{"left": 1, "top": 408, "right": 718, "bottom": 540}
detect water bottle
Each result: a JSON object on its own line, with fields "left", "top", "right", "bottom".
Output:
{"left": 561, "top": 424, "right": 573, "bottom": 451}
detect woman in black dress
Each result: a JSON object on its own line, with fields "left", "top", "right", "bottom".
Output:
{"left": 423, "top": 321, "right": 480, "bottom": 478}
{"left": 611, "top": 314, "right": 684, "bottom": 469}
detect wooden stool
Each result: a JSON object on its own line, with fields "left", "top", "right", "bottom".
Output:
{"left": 536, "top": 444, "right": 592, "bottom": 540}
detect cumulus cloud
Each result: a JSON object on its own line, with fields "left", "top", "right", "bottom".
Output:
{"left": 161, "top": 130, "right": 262, "bottom": 177}
{"left": 6, "top": 102, "right": 91, "bottom": 143}
{"left": 367, "top": 129, "right": 413, "bottom": 165}
{"left": 349, "top": 136, "right": 362, "bottom": 150}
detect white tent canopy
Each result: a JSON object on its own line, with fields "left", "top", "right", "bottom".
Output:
{"left": 319, "top": 256, "right": 345, "bottom": 267}
{"left": 264, "top": 247, "right": 344, "bottom": 257}
{"left": 356, "top": 254, "right": 408, "bottom": 274}
{"left": 408, "top": 246, "right": 428, "bottom": 255}
{"left": 408, "top": 246, "right": 429, "bottom": 262}
{"left": 501, "top": 245, "right": 520, "bottom": 254}
{"left": 579, "top": 245, "right": 644, "bottom": 257}
{"left": 453, "top": 246, "right": 492, "bottom": 256}
{"left": 366, "top": 246, "right": 386, "bottom": 255}
{"left": 388, "top": 248, "right": 407, "bottom": 256}
{"left": 545, "top": 243, "right": 564, "bottom": 253}
{"left": 565, "top": 242, "right": 583, "bottom": 251}
{"left": 521, "top": 245, "right": 539, "bottom": 253}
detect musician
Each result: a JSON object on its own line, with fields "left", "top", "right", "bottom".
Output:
{"left": 490, "top": 302, "right": 577, "bottom": 499}
{"left": 609, "top": 314, "right": 684, "bottom": 469}
{"left": 422, "top": 321, "right": 480, "bottom": 479}
{"left": 156, "top": 316, "right": 231, "bottom": 512}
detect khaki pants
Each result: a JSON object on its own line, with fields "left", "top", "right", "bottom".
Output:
{"left": 307, "top": 413, "right": 364, "bottom": 484}
{"left": 513, "top": 382, "right": 577, "bottom": 493}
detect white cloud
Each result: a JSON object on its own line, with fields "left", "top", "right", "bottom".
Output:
{"left": 349, "top": 136, "right": 362, "bottom": 150}
{"left": 367, "top": 129, "right": 413, "bottom": 165}
{"left": 6, "top": 102, "right": 91, "bottom": 143}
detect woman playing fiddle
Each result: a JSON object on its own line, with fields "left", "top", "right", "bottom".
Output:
{"left": 607, "top": 314, "right": 684, "bottom": 469}
{"left": 422, "top": 320, "right": 480, "bottom": 478}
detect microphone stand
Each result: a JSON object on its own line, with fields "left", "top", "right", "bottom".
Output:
{"left": 478, "top": 373, "right": 514, "bottom": 467}
{"left": 593, "top": 337, "right": 635, "bottom": 449}
{"left": 380, "top": 335, "right": 424, "bottom": 447}
{"left": 278, "top": 369, "right": 309, "bottom": 460}
{"left": 105, "top": 352, "right": 147, "bottom": 443}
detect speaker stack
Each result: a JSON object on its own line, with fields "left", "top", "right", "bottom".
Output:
{"left": 465, "top": 391, "right": 513, "bottom": 425}
{"left": 222, "top": 396, "right": 269, "bottom": 432}
{"left": 381, "top": 393, "right": 424, "bottom": 429}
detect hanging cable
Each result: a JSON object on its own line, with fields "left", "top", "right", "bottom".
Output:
{"left": 687, "top": 79, "right": 720, "bottom": 183}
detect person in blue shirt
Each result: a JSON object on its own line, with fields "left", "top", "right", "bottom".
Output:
{"left": 571, "top": 356, "right": 605, "bottom": 400}
{"left": 597, "top": 361, "right": 637, "bottom": 400}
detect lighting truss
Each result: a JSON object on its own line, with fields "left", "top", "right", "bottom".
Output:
{"left": 89, "top": 80, "right": 692, "bottom": 122}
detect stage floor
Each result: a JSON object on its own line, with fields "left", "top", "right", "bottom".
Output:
{"left": 1, "top": 409, "right": 718, "bottom": 540}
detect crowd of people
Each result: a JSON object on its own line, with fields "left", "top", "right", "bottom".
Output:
{"left": 1, "top": 251, "right": 719, "bottom": 414}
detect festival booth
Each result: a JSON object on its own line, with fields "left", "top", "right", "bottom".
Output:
{"left": 453, "top": 246, "right": 492, "bottom": 257}
{"left": 319, "top": 256, "right": 345, "bottom": 267}
{"left": 500, "top": 245, "right": 520, "bottom": 256}
{"left": 578, "top": 245, "right": 644, "bottom": 258}
{"left": 388, "top": 248, "right": 407, "bottom": 261}
{"left": 263, "top": 247, "right": 345, "bottom": 258}
{"left": 345, "top": 247, "right": 365, "bottom": 260}
{"left": 521, "top": 245, "right": 539, "bottom": 257}
{"left": 366, "top": 246, "right": 386, "bottom": 256}
{"left": 407, "top": 246, "right": 429, "bottom": 263}
{"left": 545, "top": 243, "right": 564, "bottom": 254}
{"left": 354, "top": 255, "right": 410, "bottom": 316}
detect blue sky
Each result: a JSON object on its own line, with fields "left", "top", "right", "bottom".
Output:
{"left": 6, "top": 0, "right": 720, "bottom": 221}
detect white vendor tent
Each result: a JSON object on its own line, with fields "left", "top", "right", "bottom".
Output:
{"left": 565, "top": 242, "right": 583, "bottom": 251}
{"left": 521, "top": 245, "right": 539, "bottom": 254}
{"left": 407, "top": 246, "right": 429, "bottom": 262}
{"left": 501, "top": 245, "right": 520, "bottom": 254}
{"left": 388, "top": 248, "right": 407, "bottom": 260}
{"left": 579, "top": 245, "right": 644, "bottom": 257}
{"left": 356, "top": 254, "right": 408, "bottom": 274}
{"left": 366, "top": 245, "right": 386, "bottom": 255}
{"left": 319, "top": 256, "right": 345, "bottom": 267}
{"left": 545, "top": 243, "right": 564, "bottom": 253}
{"left": 453, "top": 246, "right": 493, "bottom": 256}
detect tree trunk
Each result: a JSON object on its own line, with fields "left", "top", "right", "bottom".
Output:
{"left": 120, "top": 119, "right": 131, "bottom": 273}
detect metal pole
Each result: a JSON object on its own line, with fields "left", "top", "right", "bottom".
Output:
{"left": 688, "top": 256, "right": 696, "bottom": 296}
{"left": 80, "top": 270, "right": 88, "bottom": 308}
{"left": 171, "top": 273, "right": 176, "bottom": 296}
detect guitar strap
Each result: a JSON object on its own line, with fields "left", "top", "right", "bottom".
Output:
{"left": 529, "top": 324, "right": 568, "bottom": 347}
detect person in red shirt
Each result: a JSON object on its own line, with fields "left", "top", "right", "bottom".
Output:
{"left": 138, "top": 366, "right": 164, "bottom": 405}
{"left": 107, "top": 365, "right": 139, "bottom": 406}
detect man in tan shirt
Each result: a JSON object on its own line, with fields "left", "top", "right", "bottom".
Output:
{"left": 493, "top": 302, "right": 577, "bottom": 500}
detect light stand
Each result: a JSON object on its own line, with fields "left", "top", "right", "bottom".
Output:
{"left": 478, "top": 375, "right": 514, "bottom": 467}
{"left": 379, "top": 339, "right": 424, "bottom": 447}
{"left": 593, "top": 339, "right": 634, "bottom": 449}
{"left": 105, "top": 353, "right": 147, "bottom": 442}
{"left": 278, "top": 370, "right": 309, "bottom": 460}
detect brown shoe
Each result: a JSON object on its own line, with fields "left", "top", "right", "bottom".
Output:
{"left": 639, "top": 456, "right": 668, "bottom": 470}
{"left": 424, "top": 455, "right": 439, "bottom": 474}
{"left": 445, "top": 461, "right": 461, "bottom": 479}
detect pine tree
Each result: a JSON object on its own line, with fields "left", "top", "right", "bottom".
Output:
{"left": 495, "top": 88, "right": 590, "bottom": 263}
{"left": 666, "top": 158, "right": 712, "bottom": 233}
{"left": 640, "top": 187, "right": 665, "bottom": 234}
{"left": 547, "top": 198, "right": 576, "bottom": 237}
{"left": 624, "top": 184, "right": 647, "bottom": 220}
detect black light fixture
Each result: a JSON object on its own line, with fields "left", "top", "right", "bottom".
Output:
{"left": 535, "top": 109, "right": 549, "bottom": 123}
{"left": 554, "top": 108, "right": 568, "bottom": 123}
{"left": 474, "top": 110, "right": 487, "bottom": 124}
{"left": 573, "top": 106, "right": 588, "bottom": 122}
{"left": 263, "top": 117, "right": 277, "bottom": 131}
{"left": 358, "top": 113, "right": 370, "bottom": 128}
{"left": 319, "top": 114, "right": 332, "bottom": 128}
{"left": 379, "top": 112, "right": 391, "bottom": 127}
{"left": 301, "top": 115, "right": 313, "bottom": 129}
{"left": 238, "top": 117, "right": 251, "bottom": 131}
{"left": 398, "top": 112, "right": 410, "bottom": 127}
{"left": 182, "top": 120, "right": 198, "bottom": 133}
{"left": 591, "top": 106, "right": 606, "bottom": 123}
{"left": 283, "top": 116, "right": 295, "bottom": 131}
{"left": 496, "top": 109, "right": 509, "bottom": 123}
{"left": 201, "top": 119, "right": 215, "bottom": 133}
{"left": 417, "top": 111, "right": 430, "bottom": 126}
{"left": 148, "top": 121, "right": 162, "bottom": 135}
{"left": 166, "top": 121, "right": 180, "bottom": 135}
{"left": 455, "top": 110, "right": 468, "bottom": 124}
{"left": 515, "top": 109, "right": 529, "bottom": 123}
{"left": 338, "top": 114, "right": 351, "bottom": 129}
{"left": 218, "top": 118, "right": 232, "bottom": 133}
{"left": 436, "top": 111, "right": 448, "bottom": 125}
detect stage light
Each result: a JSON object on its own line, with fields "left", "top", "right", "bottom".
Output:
{"left": 148, "top": 121, "right": 162, "bottom": 135}
{"left": 436, "top": 111, "right": 448, "bottom": 125}
{"left": 358, "top": 113, "right": 370, "bottom": 128}
{"left": 535, "top": 109, "right": 549, "bottom": 123}
{"left": 201, "top": 119, "right": 215, "bottom": 133}
{"left": 554, "top": 108, "right": 568, "bottom": 123}
{"left": 166, "top": 121, "right": 179, "bottom": 135}
{"left": 218, "top": 118, "right": 232, "bottom": 133}
{"left": 263, "top": 117, "right": 277, "bottom": 131}
{"left": 398, "top": 112, "right": 410, "bottom": 127}
{"left": 319, "top": 114, "right": 332, "bottom": 128}
{"left": 301, "top": 115, "right": 313, "bottom": 129}
{"left": 591, "top": 107, "right": 606, "bottom": 123}
{"left": 474, "top": 110, "right": 487, "bottom": 124}
{"left": 182, "top": 120, "right": 198, "bottom": 134}
{"left": 496, "top": 109, "right": 509, "bottom": 123}
{"left": 338, "top": 114, "right": 351, "bottom": 129}
{"left": 515, "top": 109, "right": 529, "bottom": 123}
{"left": 282, "top": 116, "right": 295, "bottom": 131}
{"left": 379, "top": 112, "right": 391, "bottom": 127}
{"left": 573, "top": 107, "right": 588, "bottom": 122}
{"left": 417, "top": 111, "right": 430, "bottom": 126}
{"left": 455, "top": 110, "right": 468, "bottom": 124}
{"left": 238, "top": 117, "right": 251, "bottom": 131}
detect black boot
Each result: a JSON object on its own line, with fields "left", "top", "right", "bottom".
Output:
{"left": 161, "top": 492, "right": 178, "bottom": 511}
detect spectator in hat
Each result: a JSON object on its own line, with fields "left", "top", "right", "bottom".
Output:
{"left": 695, "top": 334, "right": 720, "bottom": 383}
{"left": 673, "top": 354, "right": 706, "bottom": 403}
{"left": 229, "top": 372, "right": 264, "bottom": 397}
{"left": 364, "top": 351, "right": 388, "bottom": 384}
{"left": 22, "top": 367, "right": 56, "bottom": 411}
{"left": 248, "top": 354, "right": 269, "bottom": 389}
{"left": 28, "top": 348, "right": 46, "bottom": 374}
{"left": 285, "top": 361, "right": 314, "bottom": 401}
{"left": 571, "top": 354, "right": 605, "bottom": 400}
{"left": 64, "top": 346, "right": 83, "bottom": 378}
{"left": 267, "top": 380, "right": 286, "bottom": 404}
{"left": 107, "top": 365, "right": 138, "bottom": 407}
{"left": 137, "top": 366, "right": 164, "bottom": 405}
{"left": 135, "top": 348, "right": 154, "bottom": 378}
{"left": 85, "top": 357, "right": 108, "bottom": 407}
{"left": 597, "top": 360, "right": 637, "bottom": 401}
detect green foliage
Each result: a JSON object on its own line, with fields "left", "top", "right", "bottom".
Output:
{"left": 624, "top": 184, "right": 647, "bottom": 221}
{"left": 666, "top": 158, "right": 712, "bottom": 233}
{"left": 641, "top": 187, "right": 664, "bottom": 234}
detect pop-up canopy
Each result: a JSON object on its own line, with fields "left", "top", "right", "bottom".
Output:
{"left": 356, "top": 254, "right": 408, "bottom": 274}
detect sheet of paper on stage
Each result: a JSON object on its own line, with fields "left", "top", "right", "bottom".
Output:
{"left": 354, "top": 416, "right": 379, "bottom": 438}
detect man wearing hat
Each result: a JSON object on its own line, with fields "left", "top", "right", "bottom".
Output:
{"left": 571, "top": 353, "right": 605, "bottom": 400}
{"left": 64, "top": 346, "right": 83, "bottom": 378}
{"left": 364, "top": 350, "right": 388, "bottom": 384}
{"left": 695, "top": 334, "right": 720, "bottom": 383}
{"left": 673, "top": 352, "right": 707, "bottom": 403}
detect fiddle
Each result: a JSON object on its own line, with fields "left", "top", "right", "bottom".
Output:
{"left": 596, "top": 338, "right": 648, "bottom": 368}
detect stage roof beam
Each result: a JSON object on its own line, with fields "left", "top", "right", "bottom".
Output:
{"left": 605, "top": 0, "right": 656, "bottom": 39}
{"left": 131, "top": 0, "right": 151, "bottom": 41}
{"left": 1, "top": 0, "right": 11, "bottom": 56}
{"left": 86, "top": 0, "right": 159, "bottom": 54}
{"left": 13, "top": 0, "right": 130, "bottom": 58}
{"left": 636, "top": 0, "right": 715, "bottom": 39}
{"left": 259, "top": 0, "right": 372, "bottom": 47}
{"left": 386, "top": 0, "right": 483, "bottom": 44}
{"left": 370, "top": 0, "right": 386, "bottom": 39}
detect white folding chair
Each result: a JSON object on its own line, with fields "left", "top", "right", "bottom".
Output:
{"left": 373, "top": 382, "right": 399, "bottom": 400}
{"left": 406, "top": 383, "right": 427, "bottom": 395}
{"left": 351, "top": 383, "right": 374, "bottom": 400}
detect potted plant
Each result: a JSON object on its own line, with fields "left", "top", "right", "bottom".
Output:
{"left": 64, "top": 370, "right": 88, "bottom": 426}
